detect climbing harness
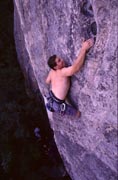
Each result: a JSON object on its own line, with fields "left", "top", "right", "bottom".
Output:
{"left": 46, "top": 91, "right": 66, "bottom": 115}
{"left": 46, "top": 96, "right": 54, "bottom": 112}
{"left": 60, "top": 103, "right": 66, "bottom": 115}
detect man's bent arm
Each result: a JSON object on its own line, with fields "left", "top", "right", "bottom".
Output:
{"left": 46, "top": 71, "right": 51, "bottom": 84}
{"left": 61, "top": 39, "right": 93, "bottom": 76}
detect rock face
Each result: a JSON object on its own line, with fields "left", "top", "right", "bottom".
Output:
{"left": 14, "top": 0, "right": 117, "bottom": 179}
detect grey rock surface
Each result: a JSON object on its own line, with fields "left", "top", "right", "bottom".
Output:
{"left": 14, "top": 0, "right": 118, "bottom": 179}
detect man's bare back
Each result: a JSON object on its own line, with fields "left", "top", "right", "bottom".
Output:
{"left": 48, "top": 69, "right": 70, "bottom": 100}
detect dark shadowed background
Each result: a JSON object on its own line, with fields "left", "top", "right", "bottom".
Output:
{"left": 0, "top": 0, "right": 71, "bottom": 179}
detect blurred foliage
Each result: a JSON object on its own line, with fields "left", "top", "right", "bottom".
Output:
{"left": 0, "top": 0, "right": 71, "bottom": 180}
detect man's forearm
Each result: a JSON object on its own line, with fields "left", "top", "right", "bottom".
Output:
{"left": 73, "top": 48, "right": 87, "bottom": 72}
{"left": 61, "top": 39, "right": 93, "bottom": 77}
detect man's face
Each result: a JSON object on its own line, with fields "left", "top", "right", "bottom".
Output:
{"left": 54, "top": 57, "right": 65, "bottom": 70}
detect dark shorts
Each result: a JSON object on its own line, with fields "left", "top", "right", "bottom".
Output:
{"left": 46, "top": 91, "right": 77, "bottom": 116}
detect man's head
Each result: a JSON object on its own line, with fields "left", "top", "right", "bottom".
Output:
{"left": 48, "top": 55, "right": 65, "bottom": 70}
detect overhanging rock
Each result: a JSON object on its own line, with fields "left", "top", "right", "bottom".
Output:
{"left": 14, "top": 0, "right": 117, "bottom": 179}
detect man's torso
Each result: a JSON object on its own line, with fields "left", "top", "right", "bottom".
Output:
{"left": 50, "top": 69, "right": 70, "bottom": 100}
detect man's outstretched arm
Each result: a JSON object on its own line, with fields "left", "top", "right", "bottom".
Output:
{"left": 61, "top": 39, "right": 93, "bottom": 76}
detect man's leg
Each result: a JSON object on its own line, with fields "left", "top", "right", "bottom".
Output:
{"left": 64, "top": 103, "right": 81, "bottom": 117}
{"left": 50, "top": 100, "right": 81, "bottom": 117}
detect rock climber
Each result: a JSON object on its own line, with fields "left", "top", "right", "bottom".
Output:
{"left": 45, "top": 39, "right": 93, "bottom": 117}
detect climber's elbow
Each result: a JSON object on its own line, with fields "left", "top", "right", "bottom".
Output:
{"left": 71, "top": 64, "right": 81, "bottom": 74}
{"left": 61, "top": 65, "right": 80, "bottom": 76}
{"left": 46, "top": 78, "right": 50, "bottom": 84}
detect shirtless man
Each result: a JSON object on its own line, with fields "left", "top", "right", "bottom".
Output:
{"left": 46, "top": 39, "right": 93, "bottom": 117}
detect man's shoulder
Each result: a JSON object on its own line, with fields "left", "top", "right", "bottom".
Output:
{"left": 60, "top": 66, "right": 73, "bottom": 77}
{"left": 49, "top": 69, "right": 53, "bottom": 74}
{"left": 49, "top": 69, "right": 56, "bottom": 77}
{"left": 60, "top": 67, "right": 69, "bottom": 73}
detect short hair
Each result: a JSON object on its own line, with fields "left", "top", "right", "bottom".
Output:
{"left": 47, "top": 55, "right": 57, "bottom": 70}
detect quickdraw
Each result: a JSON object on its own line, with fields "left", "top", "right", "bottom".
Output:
{"left": 60, "top": 103, "right": 66, "bottom": 115}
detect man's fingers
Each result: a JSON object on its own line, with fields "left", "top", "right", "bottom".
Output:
{"left": 81, "top": 38, "right": 94, "bottom": 50}
{"left": 87, "top": 38, "right": 94, "bottom": 47}
{"left": 82, "top": 37, "right": 85, "bottom": 42}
